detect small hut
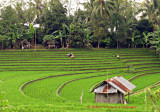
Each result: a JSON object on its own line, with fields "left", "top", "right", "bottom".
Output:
{"left": 47, "top": 41, "right": 55, "bottom": 49}
{"left": 91, "top": 76, "right": 136, "bottom": 104}
{"left": 20, "top": 39, "right": 32, "bottom": 49}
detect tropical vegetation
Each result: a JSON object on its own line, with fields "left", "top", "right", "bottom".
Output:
{"left": 0, "top": 0, "right": 159, "bottom": 53}
{"left": 0, "top": 0, "right": 160, "bottom": 111}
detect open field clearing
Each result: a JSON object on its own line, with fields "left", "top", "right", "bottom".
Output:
{"left": 0, "top": 48, "right": 160, "bottom": 112}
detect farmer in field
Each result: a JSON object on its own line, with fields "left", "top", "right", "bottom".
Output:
{"left": 67, "top": 53, "right": 72, "bottom": 56}
{"left": 117, "top": 54, "right": 120, "bottom": 59}
{"left": 71, "top": 53, "right": 75, "bottom": 59}
{"left": 67, "top": 53, "right": 75, "bottom": 59}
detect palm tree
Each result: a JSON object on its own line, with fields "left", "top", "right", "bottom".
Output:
{"left": 110, "top": 0, "right": 127, "bottom": 49}
{"left": 89, "top": 0, "right": 114, "bottom": 48}
{"left": 92, "top": 0, "right": 114, "bottom": 18}
{"left": 141, "top": 0, "right": 160, "bottom": 28}
{"left": 83, "top": 0, "right": 94, "bottom": 22}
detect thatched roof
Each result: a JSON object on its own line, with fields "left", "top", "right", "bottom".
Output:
{"left": 20, "top": 39, "right": 30, "bottom": 45}
{"left": 47, "top": 41, "right": 55, "bottom": 45}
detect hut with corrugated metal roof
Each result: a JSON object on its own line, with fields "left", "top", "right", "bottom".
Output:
{"left": 91, "top": 76, "right": 136, "bottom": 104}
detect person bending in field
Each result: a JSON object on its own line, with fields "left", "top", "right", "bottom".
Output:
{"left": 117, "top": 54, "right": 120, "bottom": 59}
{"left": 70, "top": 54, "right": 75, "bottom": 59}
{"left": 67, "top": 53, "right": 72, "bottom": 56}
{"left": 67, "top": 53, "right": 75, "bottom": 59}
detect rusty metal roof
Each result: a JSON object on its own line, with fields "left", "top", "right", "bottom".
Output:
{"left": 93, "top": 84, "right": 118, "bottom": 93}
{"left": 92, "top": 76, "right": 136, "bottom": 94}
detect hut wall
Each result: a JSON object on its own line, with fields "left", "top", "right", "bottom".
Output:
{"left": 95, "top": 93, "right": 124, "bottom": 103}
{"left": 107, "top": 93, "right": 122, "bottom": 103}
{"left": 95, "top": 93, "right": 107, "bottom": 103}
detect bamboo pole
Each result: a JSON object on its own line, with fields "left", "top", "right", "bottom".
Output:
{"left": 80, "top": 90, "right": 84, "bottom": 104}
{"left": 107, "top": 72, "right": 109, "bottom": 103}
{"left": 128, "top": 92, "right": 130, "bottom": 103}
{"left": 35, "top": 28, "right": 36, "bottom": 51}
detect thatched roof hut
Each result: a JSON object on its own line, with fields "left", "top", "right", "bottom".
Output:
{"left": 20, "top": 39, "right": 32, "bottom": 49}
{"left": 91, "top": 76, "right": 136, "bottom": 104}
{"left": 47, "top": 41, "right": 55, "bottom": 49}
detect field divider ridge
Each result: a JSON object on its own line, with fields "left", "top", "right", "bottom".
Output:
{"left": 20, "top": 72, "right": 94, "bottom": 95}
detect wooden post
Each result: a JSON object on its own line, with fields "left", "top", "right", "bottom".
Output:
{"left": 35, "top": 28, "right": 36, "bottom": 51}
{"left": 128, "top": 92, "right": 130, "bottom": 103}
{"left": 107, "top": 72, "right": 109, "bottom": 103}
{"left": 48, "top": 45, "right": 50, "bottom": 49}
{"left": 121, "top": 94, "right": 123, "bottom": 104}
{"left": 95, "top": 93, "right": 97, "bottom": 103}
{"left": 80, "top": 90, "right": 84, "bottom": 104}
{"left": 127, "top": 64, "right": 130, "bottom": 72}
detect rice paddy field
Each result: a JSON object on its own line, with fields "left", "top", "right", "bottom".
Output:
{"left": 0, "top": 48, "right": 160, "bottom": 112}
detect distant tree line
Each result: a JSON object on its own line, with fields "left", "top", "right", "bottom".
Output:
{"left": 0, "top": 0, "right": 159, "bottom": 53}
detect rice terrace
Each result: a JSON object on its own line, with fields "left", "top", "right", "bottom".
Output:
{"left": 1, "top": 0, "right": 160, "bottom": 111}
{"left": 0, "top": 48, "right": 160, "bottom": 112}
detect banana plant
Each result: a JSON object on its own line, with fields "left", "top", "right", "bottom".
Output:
{"left": 62, "top": 23, "right": 73, "bottom": 48}
{"left": 43, "top": 34, "right": 55, "bottom": 42}
{"left": 43, "top": 34, "right": 56, "bottom": 48}
{"left": 52, "top": 30, "right": 64, "bottom": 48}
{"left": 29, "top": 23, "right": 35, "bottom": 35}
{"left": 103, "top": 37, "right": 111, "bottom": 48}
{"left": 149, "top": 25, "right": 160, "bottom": 53}
{"left": 83, "top": 28, "right": 93, "bottom": 48}
{"left": 143, "top": 32, "right": 151, "bottom": 48}
{"left": 29, "top": 23, "right": 35, "bottom": 46}
{"left": 16, "top": 30, "right": 23, "bottom": 39}
{"left": 8, "top": 29, "right": 25, "bottom": 49}
{"left": 130, "top": 30, "right": 140, "bottom": 48}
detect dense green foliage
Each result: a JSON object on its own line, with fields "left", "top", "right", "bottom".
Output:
{"left": 0, "top": 49, "right": 159, "bottom": 111}
{"left": 0, "top": 0, "right": 160, "bottom": 53}
{"left": 0, "top": 0, "right": 160, "bottom": 111}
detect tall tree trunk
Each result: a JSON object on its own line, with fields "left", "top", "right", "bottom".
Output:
{"left": 35, "top": 28, "right": 36, "bottom": 51}
{"left": 12, "top": 42, "right": 15, "bottom": 49}
{"left": 98, "top": 40, "right": 100, "bottom": 48}
{"left": 61, "top": 38, "right": 64, "bottom": 48}
{"left": 66, "top": 38, "right": 70, "bottom": 48}
{"left": 132, "top": 43, "right": 134, "bottom": 48}
{"left": 1, "top": 41, "right": 3, "bottom": 49}
{"left": 31, "top": 38, "right": 34, "bottom": 47}
{"left": 62, "top": 42, "right": 64, "bottom": 48}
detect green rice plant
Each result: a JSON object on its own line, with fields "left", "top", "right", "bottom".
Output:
{"left": 131, "top": 72, "right": 160, "bottom": 91}
{"left": 0, "top": 48, "right": 159, "bottom": 111}
{"left": 0, "top": 91, "right": 9, "bottom": 112}
{"left": 145, "top": 88, "right": 160, "bottom": 112}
